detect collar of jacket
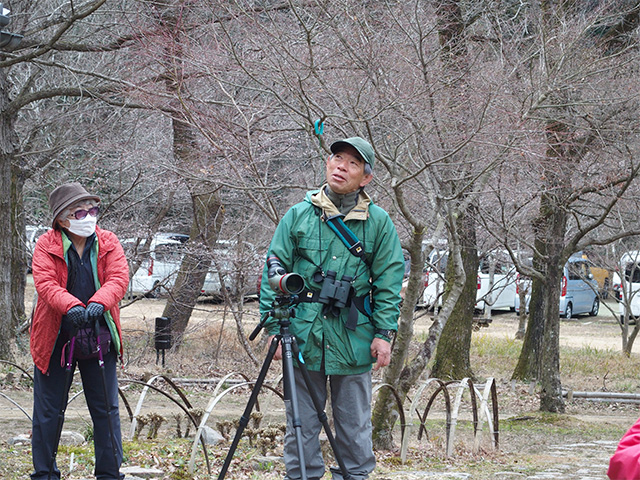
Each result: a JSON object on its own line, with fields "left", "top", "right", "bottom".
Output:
{"left": 311, "top": 184, "right": 371, "bottom": 221}
{"left": 61, "top": 230, "right": 103, "bottom": 289}
{"left": 61, "top": 230, "right": 98, "bottom": 261}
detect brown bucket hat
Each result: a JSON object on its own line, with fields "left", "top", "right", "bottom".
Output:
{"left": 48, "top": 182, "right": 100, "bottom": 228}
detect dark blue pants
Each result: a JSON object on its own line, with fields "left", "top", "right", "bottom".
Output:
{"left": 31, "top": 338, "right": 123, "bottom": 480}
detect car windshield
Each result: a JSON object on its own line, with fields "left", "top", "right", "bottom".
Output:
{"left": 479, "top": 256, "right": 513, "bottom": 275}
{"left": 427, "top": 251, "right": 448, "bottom": 272}
{"left": 154, "top": 243, "right": 184, "bottom": 263}
{"left": 624, "top": 262, "right": 640, "bottom": 283}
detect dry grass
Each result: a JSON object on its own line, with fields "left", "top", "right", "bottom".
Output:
{"left": 2, "top": 297, "right": 640, "bottom": 479}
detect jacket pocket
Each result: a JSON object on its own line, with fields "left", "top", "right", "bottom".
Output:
{"left": 296, "top": 238, "right": 326, "bottom": 288}
{"left": 289, "top": 305, "right": 321, "bottom": 363}
{"left": 342, "top": 313, "right": 374, "bottom": 368}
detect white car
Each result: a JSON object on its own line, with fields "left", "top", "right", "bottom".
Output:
{"left": 201, "top": 240, "right": 262, "bottom": 299}
{"left": 25, "top": 224, "right": 51, "bottom": 272}
{"left": 125, "top": 233, "right": 260, "bottom": 299}
{"left": 422, "top": 249, "right": 517, "bottom": 312}
{"left": 475, "top": 254, "right": 517, "bottom": 312}
{"left": 422, "top": 249, "right": 448, "bottom": 308}
{"left": 619, "top": 251, "right": 640, "bottom": 324}
{"left": 125, "top": 233, "right": 189, "bottom": 297}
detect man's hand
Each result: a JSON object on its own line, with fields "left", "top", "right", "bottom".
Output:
{"left": 371, "top": 337, "right": 392, "bottom": 371}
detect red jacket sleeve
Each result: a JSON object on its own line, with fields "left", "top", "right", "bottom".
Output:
{"left": 32, "top": 232, "right": 82, "bottom": 315}
{"left": 609, "top": 417, "right": 640, "bottom": 479}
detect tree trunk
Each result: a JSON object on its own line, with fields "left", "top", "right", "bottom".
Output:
{"left": 161, "top": 188, "right": 224, "bottom": 345}
{"left": 161, "top": 117, "right": 224, "bottom": 347}
{"left": 512, "top": 260, "right": 546, "bottom": 381}
{"left": 11, "top": 170, "right": 26, "bottom": 331}
{"left": 372, "top": 0, "right": 475, "bottom": 449}
{"left": 429, "top": 0, "right": 478, "bottom": 381}
{"left": 513, "top": 116, "right": 570, "bottom": 412}
{"left": 515, "top": 278, "right": 529, "bottom": 339}
{"left": 372, "top": 237, "right": 466, "bottom": 449}
{"left": 539, "top": 266, "right": 564, "bottom": 412}
{"left": 157, "top": 3, "right": 225, "bottom": 349}
{"left": 430, "top": 208, "right": 478, "bottom": 381}
{"left": 623, "top": 324, "right": 640, "bottom": 356}
{"left": 0, "top": 68, "right": 16, "bottom": 360}
{"left": 372, "top": 230, "right": 425, "bottom": 449}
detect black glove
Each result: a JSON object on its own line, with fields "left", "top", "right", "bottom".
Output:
{"left": 86, "top": 302, "right": 105, "bottom": 321}
{"left": 62, "top": 305, "right": 87, "bottom": 334}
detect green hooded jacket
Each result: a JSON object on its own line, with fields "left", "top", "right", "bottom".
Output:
{"left": 259, "top": 186, "right": 404, "bottom": 375}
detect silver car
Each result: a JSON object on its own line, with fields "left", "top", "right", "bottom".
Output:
{"left": 515, "top": 255, "right": 599, "bottom": 319}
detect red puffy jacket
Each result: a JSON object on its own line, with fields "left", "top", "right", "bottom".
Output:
{"left": 609, "top": 416, "right": 640, "bottom": 479}
{"left": 30, "top": 227, "right": 129, "bottom": 374}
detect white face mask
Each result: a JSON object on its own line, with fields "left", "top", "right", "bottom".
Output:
{"left": 67, "top": 215, "right": 97, "bottom": 237}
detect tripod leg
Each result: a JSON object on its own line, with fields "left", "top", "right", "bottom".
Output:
{"left": 280, "top": 335, "right": 308, "bottom": 480}
{"left": 217, "top": 335, "right": 279, "bottom": 480}
{"left": 291, "top": 339, "right": 353, "bottom": 480}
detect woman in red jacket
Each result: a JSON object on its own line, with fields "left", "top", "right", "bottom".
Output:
{"left": 30, "top": 182, "right": 129, "bottom": 480}
{"left": 609, "top": 416, "right": 640, "bottom": 479}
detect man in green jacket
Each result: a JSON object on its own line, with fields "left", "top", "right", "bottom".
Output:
{"left": 259, "top": 136, "right": 405, "bottom": 480}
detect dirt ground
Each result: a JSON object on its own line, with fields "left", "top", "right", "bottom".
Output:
{"left": 3, "top": 280, "right": 640, "bottom": 479}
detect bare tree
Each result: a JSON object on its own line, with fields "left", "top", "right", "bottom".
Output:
{"left": 487, "top": 2, "right": 640, "bottom": 412}
{"left": 179, "top": 0, "right": 508, "bottom": 449}
{"left": 428, "top": 0, "right": 480, "bottom": 383}
{"left": 0, "top": 0, "right": 143, "bottom": 359}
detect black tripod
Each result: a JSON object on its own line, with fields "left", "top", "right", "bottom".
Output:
{"left": 217, "top": 294, "right": 352, "bottom": 480}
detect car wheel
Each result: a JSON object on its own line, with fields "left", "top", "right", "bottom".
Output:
{"left": 589, "top": 298, "right": 599, "bottom": 316}
{"left": 564, "top": 303, "right": 573, "bottom": 319}
{"left": 619, "top": 315, "right": 638, "bottom": 326}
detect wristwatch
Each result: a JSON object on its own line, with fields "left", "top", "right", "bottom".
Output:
{"left": 375, "top": 329, "right": 395, "bottom": 341}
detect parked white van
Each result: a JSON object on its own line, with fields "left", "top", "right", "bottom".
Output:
{"left": 619, "top": 251, "right": 640, "bottom": 324}
{"left": 421, "top": 249, "right": 448, "bottom": 308}
{"left": 125, "top": 233, "right": 189, "bottom": 297}
{"left": 125, "top": 233, "right": 260, "bottom": 299}
{"left": 421, "top": 249, "right": 517, "bottom": 312}
{"left": 201, "top": 240, "right": 262, "bottom": 299}
{"left": 476, "top": 252, "right": 517, "bottom": 312}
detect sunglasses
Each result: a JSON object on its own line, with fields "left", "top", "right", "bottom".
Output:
{"left": 68, "top": 206, "right": 100, "bottom": 220}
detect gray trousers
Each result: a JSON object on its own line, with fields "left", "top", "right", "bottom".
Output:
{"left": 283, "top": 368, "right": 375, "bottom": 480}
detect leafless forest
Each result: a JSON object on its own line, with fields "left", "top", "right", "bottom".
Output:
{"left": 3, "top": 1, "right": 640, "bottom": 435}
